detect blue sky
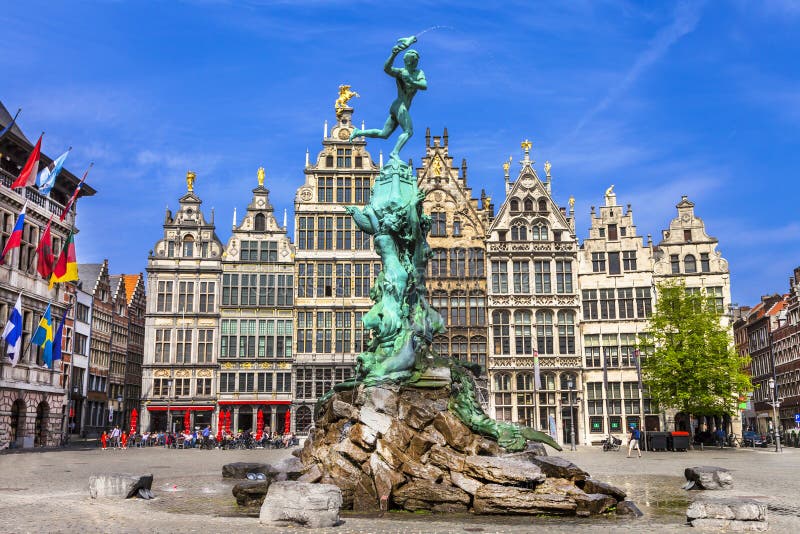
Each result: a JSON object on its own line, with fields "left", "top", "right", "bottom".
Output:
{"left": 1, "top": 1, "right": 798, "bottom": 307}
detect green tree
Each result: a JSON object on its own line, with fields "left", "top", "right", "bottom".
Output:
{"left": 642, "top": 279, "right": 751, "bottom": 439}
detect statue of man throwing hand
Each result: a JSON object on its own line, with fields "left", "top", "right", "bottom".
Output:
{"left": 350, "top": 37, "right": 427, "bottom": 160}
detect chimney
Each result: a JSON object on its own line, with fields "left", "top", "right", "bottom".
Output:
{"left": 443, "top": 127, "right": 449, "bottom": 146}
{"left": 425, "top": 127, "right": 431, "bottom": 147}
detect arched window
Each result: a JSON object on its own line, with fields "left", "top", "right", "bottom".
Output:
{"left": 182, "top": 235, "right": 194, "bottom": 257}
{"left": 430, "top": 249, "right": 447, "bottom": 277}
{"left": 513, "top": 310, "right": 533, "bottom": 354}
{"left": 684, "top": 254, "right": 697, "bottom": 274}
{"left": 450, "top": 248, "right": 466, "bottom": 277}
{"left": 450, "top": 291, "right": 467, "bottom": 326}
{"left": 510, "top": 198, "right": 520, "bottom": 212}
{"left": 254, "top": 213, "right": 266, "bottom": 232}
{"left": 453, "top": 217, "right": 462, "bottom": 237}
{"left": 469, "top": 291, "right": 485, "bottom": 326}
{"left": 536, "top": 310, "right": 554, "bottom": 354}
{"left": 538, "top": 198, "right": 547, "bottom": 212}
{"left": 511, "top": 223, "right": 528, "bottom": 241}
{"left": 493, "top": 373, "right": 511, "bottom": 391}
{"left": 560, "top": 372, "right": 578, "bottom": 392}
{"left": 557, "top": 310, "right": 575, "bottom": 354}
{"left": 540, "top": 372, "right": 556, "bottom": 391}
{"left": 531, "top": 222, "right": 548, "bottom": 241}
{"left": 517, "top": 372, "right": 535, "bottom": 391}
{"left": 468, "top": 248, "right": 485, "bottom": 278}
{"left": 452, "top": 336, "right": 468, "bottom": 362}
{"left": 433, "top": 335, "right": 448, "bottom": 356}
{"left": 431, "top": 291, "right": 448, "bottom": 325}
{"left": 470, "top": 336, "right": 487, "bottom": 368}
{"left": 524, "top": 198, "right": 534, "bottom": 212}
{"left": 295, "top": 405, "right": 312, "bottom": 433}
{"left": 492, "top": 310, "right": 510, "bottom": 355}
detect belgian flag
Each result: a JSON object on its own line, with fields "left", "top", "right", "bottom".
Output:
{"left": 49, "top": 231, "right": 78, "bottom": 289}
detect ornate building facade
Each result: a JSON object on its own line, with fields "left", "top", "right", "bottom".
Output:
{"left": 121, "top": 274, "right": 145, "bottom": 429}
{"left": 140, "top": 174, "right": 224, "bottom": 433}
{"left": 291, "top": 104, "right": 379, "bottom": 432}
{"left": 577, "top": 187, "right": 658, "bottom": 443}
{"left": 79, "top": 262, "right": 113, "bottom": 434}
{"left": 486, "top": 142, "right": 581, "bottom": 447}
{"left": 416, "top": 129, "right": 493, "bottom": 380}
{"left": 220, "top": 170, "right": 294, "bottom": 433}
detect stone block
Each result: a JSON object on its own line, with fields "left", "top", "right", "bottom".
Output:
{"left": 684, "top": 466, "right": 733, "bottom": 490}
{"left": 268, "top": 457, "right": 304, "bottom": 480}
{"left": 369, "top": 452, "right": 405, "bottom": 498}
{"left": 88, "top": 473, "right": 153, "bottom": 499}
{"left": 232, "top": 480, "right": 271, "bottom": 507}
{"left": 332, "top": 399, "right": 359, "bottom": 421}
{"left": 432, "top": 411, "right": 473, "bottom": 452}
{"left": 360, "top": 407, "right": 393, "bottom": 437}
{"left": 259, "top": 481, "right": 342, "bottom": 529}
{"left": 574, "top": 493, "right": 616, "bottom": 516}
{"left": 384, "top": 419, "right": 415, "bottom": 451}
{"left": 222, "top": 462, "right": 269, "bottom": 479}
{"left": 615, "top": 500, "right": 644, "bottom": 517}
{"left": 688, "top": 518, "right": 768, "bottom": 531}
{"left": 462, "top": 455, "right": 545, "bottom": 485}
{"left": 297, "top": 463, "right": 322, "bottom": 483}
{"left": 363, "top": 385, "right": 400, "bottom": 417}
{"left": 520, "top": 455, "right": 588, "bottom": 482}
{"left": 349, "top": 423, "right": 377, "bottom": 449}
{"left": 392, "top": 480, "right": 470, "bottom": 512}
{"left": 449, "top": 471, "right": 483, "bottom": 496}
{"left": 577, "top": 478, "right": 627, "bottom": 501}
{"left": 428, "top": 444, "right": 466, "bottom": 472}
{"left": 407, "top": 428, "right": 446, "bottom": 461}
{"left": 334, "top": 438, "right": 370, "bottom": 465}
{"left": 398, "top": 390, "right": 438, "bottom": 430}
{"left": 473, "top": 485, "right": 577, "bottom": 515}
{"left": 352, "top": 472, "right": 380, "bottom": 512}
{"left": 402, "top": 459, "right": 444, "bottom": 482}
{"left": 686, "top": 498, "right": 767, "bottom": 521}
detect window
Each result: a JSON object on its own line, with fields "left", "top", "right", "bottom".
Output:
{"left": 512, "top": 261, "right": 530, "bottom": 293}
{"left": 449, "top": 248, "right": 466, "bottom": 277}
{"left": 260, "top": 241, "right": 278, "bottom": 262}
{"left": 470, "top": 336, "right": 487, "bottom": 368}
{"left": 176, "top": 329, "right": 192, "bottom": 363}
{"left": 555, "top": 260, "right": 572, "bottom": 293}
{"left": 317, "top": 216, "right": 333, "bottom": 250}
{"left": 453, "top": 218, "right": 461, "bottom": 236}
{"left": 708, "top": 286, "right": 724, "bottom": 313}
{"left": 608, "top": 224, "right": 618, "bottom": 240}
{"left": 239, "top": 372, "right": 255, "bottom": 393}
{"left": 557, "top": 310, "right": 575, "bottom": 354}
{"left": 620, "top": 227, "right": 627, "bottom": 236}
{"left": 700, "top": 252, "right": 710, "bottom": 273}
{"left": 155, "top": 329, "right": 171, "bottom": 363}
{"left": 511, "top": 223, "right": 527, "bottom": 241}
{"left": 219, "top": 373, "right": 236, "bottom": 393}
{"left": 431, "top": 212, "right": 446, "bottom": 237}
{"left": 586, "top": 382, "right": 604, "bottom": 417}
{"left": 316, "top": 263, "right": 333, "bottom": 297}
{"left": 582, "top": 289, "right": 598, "bottom": 320}
{"left": 591, "top": 252, "right": 606, "bottom": 273}
{"left": 298, "top": 263, "right": 313, "bottom": 298}
{"left": 513, "top": 310, "right": 533, "bottom": 354}
{"left": 535, "top": 310, "right": 554, "bottom": 354}
{"left": 468, "top": 248, "right": 484, "bottom": 278}
{"left": 622, "top": 250, "right": 637, "bottom": 271}
{"left": 584, "top": 335, "right": 601, "bottom": 368}
{"left": 276, "top": 372, "right": 291, "bottom": 393}
{"left": 74, "top": 333, "right": 88, "bottom": 356}
{"left": 220, "top": 320, "right": 236, "bottom": 358}
{"left": 620, "top": 334, "right": 636, "bottom": 367}
{"left": 493, "top": 374, "right": 512, "bottom": 421}
{"left": 196, "top": 378, "right": 212, "bottom": 396}
{"left": 432, "top": 292, "right": 447, "bottom": 326}
{"left": 524, "top": 198, "right": 534, "bottom": 212}
{"left": 608, "top": 252, "right": 621, "bottom": 275}
{"left": 335, "top": 312, "right": 351, "bottom": 353}
{"left": 537, "top": 199, "right": 547, "bottom": 212}
{"left": 491, "top": 261, "right": 508, "bottom": 293}
{"left": 318, "top": 177, "right": 333, "bottom": 202}
{"left": 153, "top": 378, "right": 169, "bottom": 397}
{"left": 316, "top": 312, "right": 332, "bottom": 353}
{"left": 599, "top": 228, "right": 605, "bottom": 238}
{"left": 684, "top": 254, "right": 697, "bottom": 273}
{"left": 298, "top": 217, "right": 314, "bottom": 249}
{"left": 355, "top": 176, "right": 371, "bottom": 204}
{"left": 531, "top": 222, "right": 548, "bottom": 240}
{"left": 684, "top": 229, "right": 692, "bottom": 242}
{"left": 197, "top": 329, "right": 213, "bottom": 363}
{"left": 354, "top": 263, "right": 371, "bottom": 297}
{"left": 469, "top": 292, "right": 486, "bottom": 326}
{"left": 510, "top": 199, "right": 520, "bottom": 212}
{"left": 492, "top": 310, "right": 510, "bottom": 355}
{"left": 76, "top": 303, "right": 90, "bottom": 322}
{"left": 336, "top": 148, "right": 352, "bottom": 168}
{"left": 199, "top": 281, "right": 215, "bottom": 313}
{"left": 336, "top": 176, "right": 352, "bottom": 203}
{"left": 174, "top": 378, "right": 191, "bottom": 397}
{"left": 325, "top": 155, "right": 333, "bottom": 167}
{"left": 254, "top": 213, "right": 266, "bottom": 232}
{"left": 240, "top": 240, "right": 258, "bottom": 261}
{"left": 355, "top": 156, "right": 363, "bottom": 168}
{"left": 607, "top": 382, "right": 622, "bottom": 414}
{"left": 430, "top": 249, "right": 447, "bottom": 277}
{"left": 335, "top": 263, "right": 351, "bottom": 297}
{"left": 450, "top": 292, "right": 467, "bottom": 326}
{"left": 296, "top": 312, "right": 313, "bottom": 353}
{"left": 156, "top": 281, "right": 173, "bottom": 312}
{"left": 670, "top": 254, "right": 680, "bottom": 274}
{"left": 533, "top": 261, "right": 551, "bottom": 293}
{"left": 182, "top": 236, "right": 194, "bottom": 257}
{"left": 258, "top": 372, "right": 273, "bottom": 392}
{"left": 636, "top": 287, "right": 652, "bottom": 318}
{"left": 603, "top": 334, "right": 618, "bottom": 368}
{"left": 617, "top": 288, "right": 634, "bottom": 319}
{"left": 335, "top": 216, "right": 352, "bottom": 250}
{"left": 238, "top": 319, "right": 256, "bottom": 358}
{"left": 451, "top": 336, "right": 468, "bottom": 362}
{"left": 177, "top": 281, "right": 194, "bottom": 312}
{"left": 239, "top": 274, "right": 257, "bottom": 306}
{"left": 600, "top": 288, "right": 616, "bottom": 319}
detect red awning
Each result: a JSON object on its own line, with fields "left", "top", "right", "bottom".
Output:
{"left": 218, "top": 400, "right": 291, "bottom": 405}
{"left": 147, "top": 406, "right": 215, "bottom": 412}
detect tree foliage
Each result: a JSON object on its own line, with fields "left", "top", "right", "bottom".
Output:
{"left": 642, "top": 279, "right": 751, "bottom": 416}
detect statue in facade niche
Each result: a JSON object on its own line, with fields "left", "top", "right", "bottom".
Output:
{"left": 349, "top": 36, "right": 426, "bottom": 161}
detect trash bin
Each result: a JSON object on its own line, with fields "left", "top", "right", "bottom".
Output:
{"left": 648, "top": 432, "right": 668, "bottom": 451}
{"left": 671, "top": 431, "right": 690, "bottom": 451}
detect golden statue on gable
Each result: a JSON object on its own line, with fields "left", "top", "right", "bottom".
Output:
{"left": 335, "top": 84, "right": 360, "bottom": 118}
{"left": 186, "top": 170, "right": 196, "bottom": 192}
{"left": 257, "top": 166, "right": 265, "bottom": 187}
{"left": 605, "top": 184, "right": 615, "bottom": 199}
{"left": 431, "top": 155, "right": 443, "bottom": 176}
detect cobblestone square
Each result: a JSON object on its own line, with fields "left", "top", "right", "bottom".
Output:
{"left": 1, "top": 444, "right": 799, "bottom": 533}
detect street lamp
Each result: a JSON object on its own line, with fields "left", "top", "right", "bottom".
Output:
{"left": 767, "top": 377, "right": 782, "bottom": 453}
{"left": 165, "top": 380, "right": 173, "bottom": 434}
{"left": 568, "top": 379, "right": 576, "bottom": 451}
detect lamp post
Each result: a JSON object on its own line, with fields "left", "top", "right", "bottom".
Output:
{"left": 116, "top": 395, "right": 123, "bottom": 427}
{"left": 568, "top": 379, "right": 576, "bottom": 451}
{"left": 768, "top": 377, "right": 782, "bottom": 453}
{"left": 165, "top": 380, "right": 173, "bottom": 434}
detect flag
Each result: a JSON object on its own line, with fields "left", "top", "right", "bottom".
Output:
{"left": 0, "top": 202, "right": 26, "bottom": 265}
{"left": 37, "top": 147, "right": 70, "bottom": 196}
{"left": 0, "top": 107, "right": 21, "bottom": 140}
{"left": 31, "top": 304, "right": 53, "bottom": 368}
{"left": 60, "top": 163, "right": 92, "bottom": 221}
{"left": 11, "top": 133, "right": 43, "bottom": 188}
{"left": 49, "top": 232, "right": 78, "bottom": 289}
{"left": 36, "top": 216, "right": 54, "bottom": 279}
{"left": 634, "top": 349, "right": 642, "bottom": 391}
{"left": 1, "top": 293, "right": 23, "bottom": 366}
{"left": 52, "top": 305, "right": 70, "bottom": 362}
{"left": 533, "top": 349, "right": 542, "bottom": 390}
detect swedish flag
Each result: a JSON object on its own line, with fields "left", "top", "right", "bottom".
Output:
{"left": 31, "top": 304, "right": 53, "bottom": 368}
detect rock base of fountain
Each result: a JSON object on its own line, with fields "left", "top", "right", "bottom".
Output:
{"left": 296, "top": 381, "right": 627, "bottom": 516}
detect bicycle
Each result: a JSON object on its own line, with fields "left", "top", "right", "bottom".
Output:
{"left": 726, "top": 433, "right": 742, "bottom": 448}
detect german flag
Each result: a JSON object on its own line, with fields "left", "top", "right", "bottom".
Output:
{"left": 49, "top": 231, "right": 78, "bottom": 289}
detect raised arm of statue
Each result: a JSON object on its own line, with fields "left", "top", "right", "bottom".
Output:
{"left": 384, "top": 48, "right": 402, "bottom": 76}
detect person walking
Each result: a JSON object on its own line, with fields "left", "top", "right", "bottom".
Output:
{"left": 100, "top": 431, "right": 108, "bottom": 450}
{"left": 110, "top": 425, "right": 121, "bottom": 449}
{"left": 627, "top": 425, "right": 642, "bottom": 458}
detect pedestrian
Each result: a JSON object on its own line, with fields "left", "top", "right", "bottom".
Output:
{"left": 110, "top": 425, "right": 121, "bottom": 449}
{"left": 100, "top": 431, "right": 108, "bottom": 450}
{"left": 627, "top": 425, "right": 642, "bottom": 458}
{"left": 121, "top": 431, "right": 128, "bottom": 449}
{"left": 716, "top": 427, "right": 726, "bottom": 448}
